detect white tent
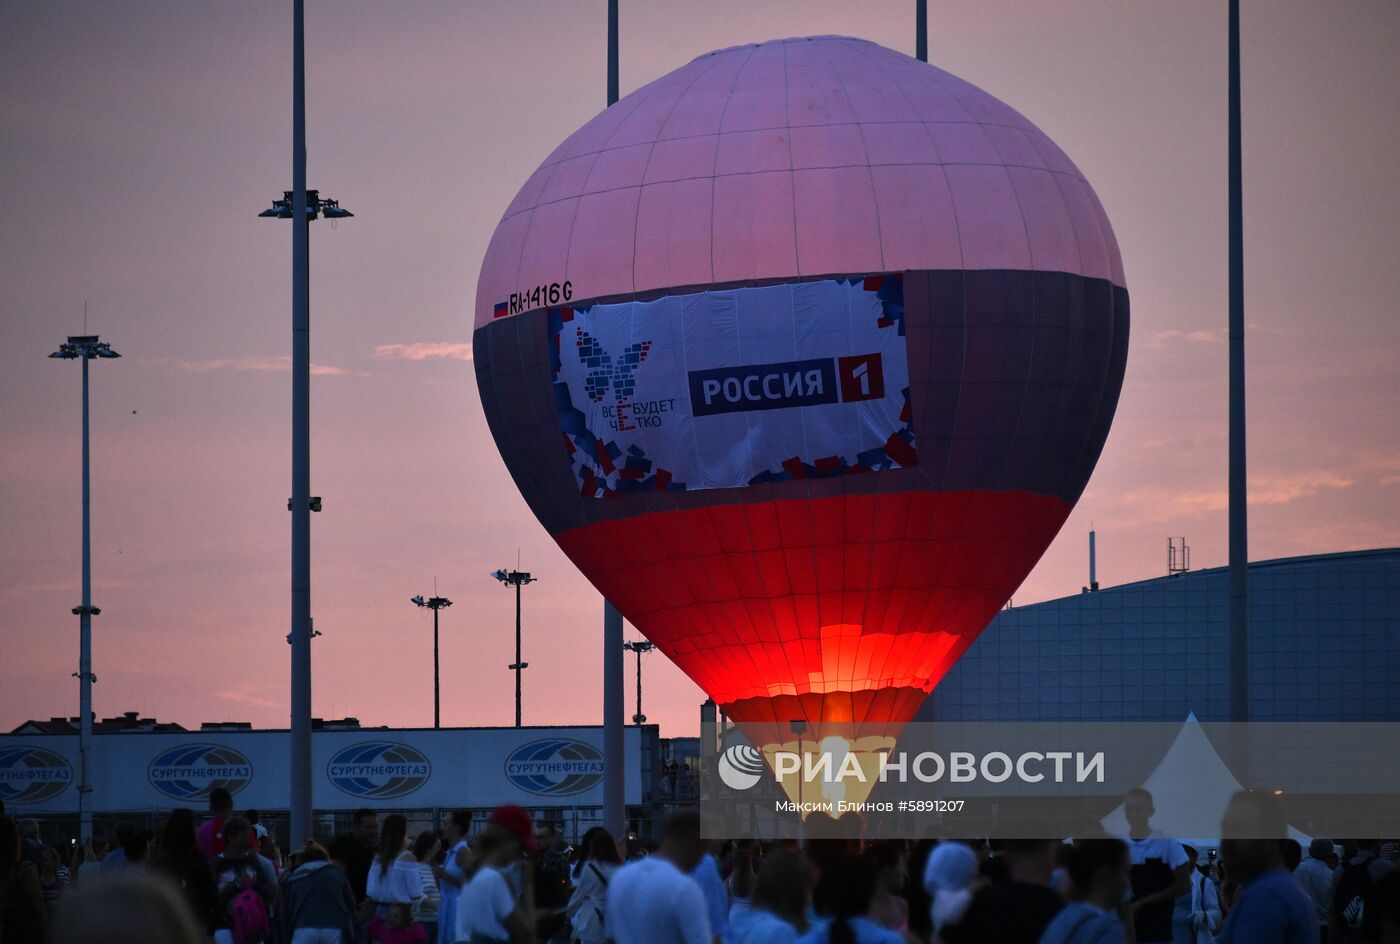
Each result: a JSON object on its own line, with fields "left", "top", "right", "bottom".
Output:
{"left": 1100, "top": 713, "right": 1310, "bottom": 847}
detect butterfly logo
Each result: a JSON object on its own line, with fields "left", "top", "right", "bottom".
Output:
{"left": 575, "top": 328, "right": 652, "bottom": 403}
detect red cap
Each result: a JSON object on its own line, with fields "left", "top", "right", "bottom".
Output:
{"left": 489, "top": 804, "right": 537, "bottom": 851}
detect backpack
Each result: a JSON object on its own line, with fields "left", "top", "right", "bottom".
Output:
{"left": 228, "top": 872, "right": 270, "bottom": 943}
{"left": 1334, "top": 855, "right": 1376, "bottom": 931}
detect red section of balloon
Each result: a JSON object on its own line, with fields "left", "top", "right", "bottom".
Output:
{"left": 556, "top": 490, "right": 1071, "bottom": 738}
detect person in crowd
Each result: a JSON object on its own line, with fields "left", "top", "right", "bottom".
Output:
{"left": 368, "top": 901, "right": 429, "bottom": 944}
{"left": 259, "top": 831, "right": 284, "bottom": 879}
{"left": 197, "top": 787, "right": 240, "bottom": 860}
{"left": 532, "top": 822, "right": 572, "bottom": 941}
{"left": 1361, "top": 869, "right": 1400, "bottom": 944}
{"left": 367, "top": 813, "right": 424, "bottom": 916}
{"left": 798, "top": 853, "right": 902, "bottom": 944}
{"left": 1283, "top": 841, "right": 1304, "bottom": 874}
{"left": 456, "top": 823, "right": 533, "bottom": 944}
{"left": 277, "top": 840, "right": 360, "bottom": 944}
{"left": 76, "top": 835, "right": 110, "bottom": 884}
{"left": 101, "top": 822, "right": 138, "bottom": 873}
{"left": 922, "top": 840, "right": 979, "bottom": 939}
{"left": 570, "top": 828, "right": 606, "bottom": 882}
{"left": 1187, "top": 845, "right": 1220, "bottom": 941}
{"left": 1329, "top": 839, "right": 1395, "bottom": 944}
{"left": 435, "top": 810, "right": 472, "bottom": 944}
{"left": 903, "top": 837, "right": 939, "bottom": 942}
{"left": 863, "top": 841, "right": 909, "bottom": 934}
{"left": 39, "top": 841, "right": 71, "bottom": 907}
{"left": 1179, "top": 845, "right": 1222, "bottom": 944}
{"left": 480, "top": 805, "right": 537, "bottom": 913}
{"left": 211, "top": 816, "right": 277, "bottom": 944}
{"left": 726, "top": 848, "right": 811, "bottom": 944}
{"left": 726, "top": 838, "right": 761, "bottom": 921}
{"left": 694, "top": 840, "right": 732, "bottom": 942}
{"left": 246, "top": 809, "right": 269, "bottom": 842}
{"left": 330, "top": 808, "right": 381, "bottom": 907}
{"left": 49, "top": 871, "right": 207, "bottom": 944}
{"left": 16, "top": 820, "right": 43, "bottom": 872}
{"left": 153, "top": 807, "right": 219, "bottom": 934}
{"left": 1038, "top": 838, "right": 1131, "bottom": 944}
{"left": 1122, "top": 789, "right": 1192, "bottom": 944}
{"left": 605, "top": 810, "right": 712, "bottom": 944}
{"left": 1293, "top": 839, "right": 1336, "bottom": 943}
{"left": 940, "top": 839, "right": 1064, "bottom": 944}
{"left": 566, "top": 827, "right": 622, "bottom": 944}
{"left": 1213, "top": 790, "right": 1317, "bottom": 944}
{"left": 411, "top": 831, "right": 442, "bottom": 940}
{"left": 622, "top": 834, "right": 649, "bottom": 862}
{"left": 0, "top": 815, "right": 47, "bottom": 942}
{"left": 122, "top": 826, "right": 156, "bottom": 870}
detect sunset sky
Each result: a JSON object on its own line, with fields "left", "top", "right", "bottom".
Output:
{"left": 2, "top": 0, "right": 1397, "bottom": 738}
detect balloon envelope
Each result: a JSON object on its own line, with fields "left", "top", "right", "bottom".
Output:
{"left": 474, "top": 36, "right": 1128, "bottom": 741}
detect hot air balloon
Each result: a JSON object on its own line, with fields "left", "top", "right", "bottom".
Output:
{"left": 474, "top": 36, "right": 1127, "bottom": 804}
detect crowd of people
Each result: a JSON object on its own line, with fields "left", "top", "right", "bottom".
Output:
{"left": 1, "top": 789, "right": 1397, "bottom": 944}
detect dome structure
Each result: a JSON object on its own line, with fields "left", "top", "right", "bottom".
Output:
{"left": 473, "top": 36, "right": 1128, "bottom": 749}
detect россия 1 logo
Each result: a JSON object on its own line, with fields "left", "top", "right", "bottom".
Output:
{"left": 504, "top": 739, "right": 604, "bottom": 796}
{"left": 148, "top": 744, "right": 253, "bottom": 801}
{"left": 0, "top": 746, "right": 73, "bottom": 805}
{"left": 327, "top": 742, "right": 432, "bottom": 799}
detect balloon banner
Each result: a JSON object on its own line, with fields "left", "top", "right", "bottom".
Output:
{"left": 551, "top": 274, "right": 914, "bottom": 496}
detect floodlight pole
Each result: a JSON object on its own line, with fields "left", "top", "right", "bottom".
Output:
{"left": 412, "top": 596, "right": 453, "bottom": 728}
{"left": 258, "top": 0, "right": 352, "bottom": 845}
{"left": 50, "top": 335, "right": 118, "bottom": 838}
{"left": 602, "top": 0, "right": 627, "bottom": 842}
{"left": 1227, "top": 0, "right": 1249, "bottom": 724}
{"left": 493, "top": 570, "right": 535, "bottom": 726}
{"left": 78, "top": 351, "right": 93, "bottom": 835}
{"left": 514, "top": 579, "right": 523, "bottom": 726}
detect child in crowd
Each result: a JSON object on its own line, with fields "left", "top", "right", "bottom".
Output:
{"left": 367, "top": 902, "right": 428, "bottom": 944}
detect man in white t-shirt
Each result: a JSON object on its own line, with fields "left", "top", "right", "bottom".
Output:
{"left": 605, "top": 811, "right": 713, "bottom": 944}
{"left": 1121, "top": 788, "right": 1191, "bottom": 944}
{"left": 456, "top": 824, "right": 531, "bottom": 944}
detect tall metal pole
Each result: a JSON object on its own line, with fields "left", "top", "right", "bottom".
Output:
{"left": 52, "top": 336, "right": 117, "bottom": 836}
{"left": 514, "top": 580, "right": 523, "bottom": 727}
{"left": 602, "top": 0, "right": 626, "bottom": 842}
{"left": 915, "top": 0, "right": 928, "bottom": 62}
{"left": 1227, "top": 0, "right": 1249, "bottom": 724}
{"left": 78, "top": 355, "right": 93, "bottom": 837}
{"left": 289, "top": 0, "right": 314, "bottom": 846}
{"left": 607, "top": 0, "right": 619, "bottom": 105}
{"left": 433, "top": 607, "right": 441, "bottom": 729}
{"left": 603, "top": 603, "right": 624, "bottom": 835}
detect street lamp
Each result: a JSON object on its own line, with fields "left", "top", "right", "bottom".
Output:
{"left": 411, "top": 594, "right": 453, "bottom": 728}
{"left": 622, "top": 640, "right": 654, "bottom": 724}
{"left": 49, "top": 334, "right": 120, "bottom": 838}
{"left": 491, "top": 569, "right": 536, "bottom": 727}
{"left": 257, "top": 0, "right": 354, "bottom": 847}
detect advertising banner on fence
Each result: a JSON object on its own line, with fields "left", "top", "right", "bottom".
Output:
{"left": 0, "top": 725, "right": 650, "bottom": 814}
{"left": 551, "top": 275, "right": 914, "bottom": 496}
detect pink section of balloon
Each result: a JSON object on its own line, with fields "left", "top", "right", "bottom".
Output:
{"left": 476, "top": 35, "right": 1124, "bottom": 330}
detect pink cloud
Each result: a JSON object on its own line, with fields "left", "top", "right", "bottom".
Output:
{"left": 1112, "top": 470, "right": 1355, "bottom": 524}
{"left": 373, "top": 342, "right": 473, "bottom": 362}
{"left": 156, "top": 356, "right": 348, "bottom": 377}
